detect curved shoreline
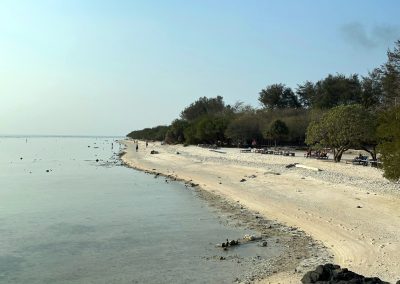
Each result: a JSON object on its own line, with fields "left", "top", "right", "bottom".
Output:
{"left": 120, "top": 140, "right": 400, "bottom": 283}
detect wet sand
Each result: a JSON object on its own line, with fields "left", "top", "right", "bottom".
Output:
{"left": 120, "top": 140, "right": 400, "bottom": 283}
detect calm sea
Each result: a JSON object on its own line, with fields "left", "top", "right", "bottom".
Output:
{"left": 0, "top": 137, "right": 280, "bottom": 283}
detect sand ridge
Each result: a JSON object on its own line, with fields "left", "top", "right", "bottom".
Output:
{"left": 121, "top": 140, "right": 400, "bottom": 283}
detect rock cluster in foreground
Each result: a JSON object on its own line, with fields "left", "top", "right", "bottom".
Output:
{"left": 301, "top": 264, "right": 396, "bottom": 284}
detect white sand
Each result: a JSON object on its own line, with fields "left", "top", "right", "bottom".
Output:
{"left": 121, "top": 140, "right": 400, "bottom": 283}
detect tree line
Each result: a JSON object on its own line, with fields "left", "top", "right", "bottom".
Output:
{"left": 127, "top": 40, "right": 400, "bottom": 180}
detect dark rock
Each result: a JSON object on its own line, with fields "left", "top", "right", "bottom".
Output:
{"left": 357, "top": 205, "right": 362, "bottom": 208}
{"left": 286, "top": 163, "right": 298, "bottom": 168}
{"left": 150, "top": 150, "right": 159, "bottom": 154}
{"left": 262, "top": 241, "right": 268, "bottom": 247}
{"left": 240, "top": 178, "right": 246, "bottom": 182}
{"left": 301, "top": 264, "right": 389, "bottom": 284}
{"left": 219, "top": 256, "right": 225, "bottom": 260}
{"left": 96, "top": 159, "right": 99, "bottom": 162}
{"left": 46, "top": 170, "right": 49, "bottom": 173}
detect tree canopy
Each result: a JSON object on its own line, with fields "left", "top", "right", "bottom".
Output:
{"left": 380, "top": 40, "right": 400, "bottom": 107}
{"left": 259, "top": 84, "right": 301, "bottom": 109}
{"left": 263, "top": 119, "right": 289, "bottom": 147}
{"left": 306, "top": 104, "right": 377, "bottom": 162}
{"left": 225, "top": 113, "right": 262, "bottom": 146}
{"left": 180, "top": 96, "right": 226, "bottom": 121}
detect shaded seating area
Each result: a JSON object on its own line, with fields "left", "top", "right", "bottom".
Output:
{"left": 304, "top": 150, "right": 329, "bottom": 159}
{"left": 283, "top": 150, "right": 295, "bottom": 156}
{"left": 271, "top": 149, "right": 295, "bottom": 156}
{"left": 316, "top": 152, "right": 329, "bottom": 159}
{"left": 352, "top": 155, "right": 369, "bottom": 166}
{"left": 239, "top": 147, "right": 295, "bottom": 156}
{"left": 254, "top": 148, "right": 267, "bottom": 154}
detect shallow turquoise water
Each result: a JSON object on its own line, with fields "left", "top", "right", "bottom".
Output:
{"left": 0, "top": 137, "right": 280, "bottom": 283}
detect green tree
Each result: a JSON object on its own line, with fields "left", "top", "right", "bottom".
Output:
{"left": 313, "top": 74, "right": 362, "bottom": 109}
{"left": 296, "top": 81, "right": 316, "bottom": 108}
{"left": 306, "top": 104, "right": 377, "bottom": 162}
{"left": 127, "top": 125, "right": 169, "bottom": 141}
{"left": 263, "top": 119, "right": 289, "bottom": 147}
{"left": 195, "top": 116, "right": 228, "bottom": 144}
{"left": 183, "top": 123, "right": 198, "bottom": 145}
{"left": 259, "top": 84, "right": 301, "bottom": 109}
{"left": 165, "top": 119, "right": 189, "bottom": 144}
{"left": 380, "top": 40, "right": 400, "bottom": 107}
{"left": 377, "top": 105, "right": 400, "bottom": 181}
{"left": 258, "top": 108, "right": 310, "bottom": 145}
{"left": 180, "top": 96, "right": 225, "bottom": 121}
{"left": 361, "top": 69, "right": 384, "bottom": 109}
{"left": 225, "top": 113, "right": 262, "bottom": 146}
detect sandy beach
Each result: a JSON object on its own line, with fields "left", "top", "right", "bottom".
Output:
{"left": 121, "top": 140, "right": 400, "bottom": 283}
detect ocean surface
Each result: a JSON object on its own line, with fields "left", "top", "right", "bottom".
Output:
{"left": 0, "top": 137, "right": 281, "bottom": 283}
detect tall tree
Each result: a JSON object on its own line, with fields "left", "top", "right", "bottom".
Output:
{"left": 380, "top": 40, "right": 400, "bottom": 107}
{"left": 296, "top": 81, "right": 316, "bottom": 108}
{"left": 263, "top": 119, "right": 289, "bottom": 147}
{"left": 259, "top": 84, "right": 300, "bottom": 109}
{"left": 361, "top": 69, "right": 384, "bottom": 109}
{"left": 180, "top": 96, "right": 225, "bottom": 121}
{"left": 313, "top": 74, "right": 362, "bottom": 109}
{"left": 165, "top": 119, "right": 189, "bottom": 144}
{"left": 195, "top": 116, "right": 228, "bottom": 144}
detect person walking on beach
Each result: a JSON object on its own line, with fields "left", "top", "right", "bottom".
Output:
{"left": 146, "top": 141, "right": 148, "bottom": 148}
{"left": 136, "top": 144, "right": 139, "bottom": 152}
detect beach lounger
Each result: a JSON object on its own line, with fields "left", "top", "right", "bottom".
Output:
{"left": 352, "top": 155, "right": 369, "bottom": 166}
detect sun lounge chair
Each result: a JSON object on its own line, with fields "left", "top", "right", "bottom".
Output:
{"left": 316, "top": 152, "right": 329, "bottom": 159}
{"left": 352, "top": 155, "right": 369, "bottom": 166}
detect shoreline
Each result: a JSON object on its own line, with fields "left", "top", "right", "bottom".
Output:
{"left": 120, "top": 140, "right": 400, "bottom": 283}
{"left": 119, "top": 146, "right": 332, "bottom": 283}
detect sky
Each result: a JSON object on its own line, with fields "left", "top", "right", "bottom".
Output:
{"left": 1, "top": 0, "right": 400, "bottom": 136}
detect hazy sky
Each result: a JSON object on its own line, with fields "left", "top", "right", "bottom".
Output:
{"left": 1, "top": 0, "right": 400, "bottom": 136}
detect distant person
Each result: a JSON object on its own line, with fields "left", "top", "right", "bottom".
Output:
{"left": 251, "top": 139, "right": 257, "bottom": 148}
{"left": 136, "top": 144, "right": 139, "bottom": 152}
{"left": 146, "top": 141, "right": 148, "bottom": 148}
